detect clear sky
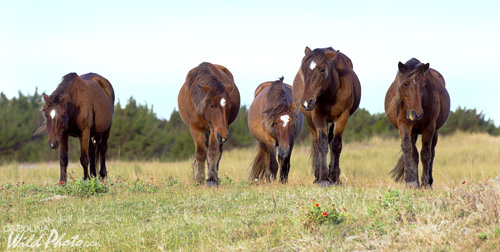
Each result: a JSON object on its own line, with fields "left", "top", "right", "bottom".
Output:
{"left": 1, "top": 1, "right": 499, "bottom": 125}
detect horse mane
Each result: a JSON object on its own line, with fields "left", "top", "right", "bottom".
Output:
{"left": 387, "top": 58, "right": 424, "bottom": 115}
{"left": 48, "top": 73, "right": 78, "bottom": 104}
{"left": 262, "top": 77, "right": 291, "bottom": 122}
{"left": 188, "top": 62, "right": 226, "bottom": 114}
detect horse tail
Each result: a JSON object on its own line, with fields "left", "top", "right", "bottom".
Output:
{"left": 389, "top": 154, "right": 405, "bottom": 182}
{"left": 248, "top": 143, "right": 267, "bottom": 182}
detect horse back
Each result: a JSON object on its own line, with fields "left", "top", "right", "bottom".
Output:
{"left": 333, "top": 52, "right": 361, "bottom": 116}
{"left": 80, "top": 73, "right": 115, "bottom": 104}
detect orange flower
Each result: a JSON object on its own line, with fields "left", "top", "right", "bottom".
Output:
{"left": 322, "top": 211, "right": 328, "bottom": 217}
{"left": 462, "top": 181, "right": 466, "bottom": 184}
{"left": 59, "top": 181, "right": 64, "bottom": 185}
{"left": 311, "top": 198, "right": 315, "bottom": 202}
{"left": 314, "top": 203, "right": 320, "bottom": 208}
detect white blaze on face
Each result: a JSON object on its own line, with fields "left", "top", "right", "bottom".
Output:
{"left": 303, "top": 101, "right": 308, "bottom": 108}
{"left": 220, "top": 98, "right": 226, "bottom": 107}
{"left": 50, "top": 109, "right": 57, "bottom": 119}
{"left": 280, "top": 115, "right": 290, "bottom": 127}
{"left": 309, "top": 61, "right": 317, "bottom": 70}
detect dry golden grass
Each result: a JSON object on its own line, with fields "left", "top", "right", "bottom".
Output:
{"left": 3, "top": 131, "right": 498, "bottom": 188}
{"left": 1, "top": 132, "right": 499, "bottom": 251}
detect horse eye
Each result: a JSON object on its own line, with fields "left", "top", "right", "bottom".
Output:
{"left": 403, "top": 82, "right": 408, "bottom": 87}
{"left": 320, "top": 68, "right": 325, "bottom": 73}
{"left": 272, "top": 122, "right": 277, "bottom": 127}
{"left": 210, "top": 104, "right": 215, "bottom": 109}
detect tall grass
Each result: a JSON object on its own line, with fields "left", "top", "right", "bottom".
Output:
{"left": 0, "top": 132, "right": 499, "bottom": 251}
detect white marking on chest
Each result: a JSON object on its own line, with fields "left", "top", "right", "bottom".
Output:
{"left": 220, "top": 98, "right": 226, "bottom": 107}
{"left": 309, "top": 61, "right": 317, "bottom": 70}
{"left": 50, "top": 109, "right": 57, "bottom": 119}
{"left": 280, "top": 115, "right": 290, "bottom": 127}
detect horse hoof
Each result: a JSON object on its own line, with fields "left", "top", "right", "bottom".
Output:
{"left": 206, "top": 181, "right": 218, "bottom": 188}
{"left": 317, "top": 180, "right": 333, "bottom": 187}
{"left": 405, "top": 181, "right": 419, "bottom": 189}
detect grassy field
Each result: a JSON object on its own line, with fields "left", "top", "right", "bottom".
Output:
{"left": 1, "top": 132, "right": 499, "bottom": 251}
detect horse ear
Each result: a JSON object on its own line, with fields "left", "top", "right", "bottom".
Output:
{"left": 305, "top": 47, "right": 312, "bottom": 56}
{"left": 421, "top": 63, "right": 430, "bottom": 73}
{"left": 198, "top": 84, "right": 211, "bottom": 93}
{"left": 42, "top": 93, "right": 49, "bottom": 102}
{"left": 398, "top": 62, "right": 406, "bottom": 73}
{"left": 325, "top": 50, "right": 338, "bottom": 63}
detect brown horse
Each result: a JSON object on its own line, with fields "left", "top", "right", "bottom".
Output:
{"left": 178, "top": 62, "right": 240, "bottom": 187}
{"left": 35, "top": 73, "right": 115, "bottom": 182}
{"left": 248, "top": 77, "right": 304, "bottom": 183}
{"left": 293, "top": 47, "right": 361, "bottom": 187}
{"left": 385, "top": 58, "right": 450, "bottom": 188}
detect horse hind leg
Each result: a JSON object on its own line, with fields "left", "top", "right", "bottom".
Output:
{"left": 421, "top": 131, "right": 437, "bottom": 188}
{"left": 88, "top": 137, "right": 97, "bottom": 178}
{"left": 98, "top": 131, "right": 109, "bottom": 179}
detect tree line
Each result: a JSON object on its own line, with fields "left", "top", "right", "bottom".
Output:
{"left": 0, "top": 90, "right": 498, "bottom": 163}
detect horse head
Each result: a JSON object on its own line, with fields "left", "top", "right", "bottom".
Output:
{"left": 299, "top": 47, "right": 339, "bottom": 111}
{"left": 198, "top": 83, "right": 233, "bottom": 144}
{"left": 41, "top": 92, "right": 70, "bottom": 149}
{"left": 263, "top": 78, "right": 297, "bottom": 158}
{"left": 397, "top": 59, "right": 430, "bottom": 121}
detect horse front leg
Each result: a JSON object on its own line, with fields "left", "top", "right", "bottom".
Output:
{"left": 206, "top": 131, "right": 222, "bottom": 187}
{"left": 329, "top": 111, "right": 349, "bottom": 184}
{"left": 398, "top": 125, "right": 419, "bottom": 188}
{"left": 59, "top": 134, "right": 69, "bottom": 183}
{"left": 267, "top": 143, "right": 278, "bottom": 181}
{"left": 190, "top": 128, "right": 208, "bottom": 184}
{"left": 79, "top": 129, "right": 91, "bottom": 180}
{"left": 278, "top": 148, "right": 291, "bottom": 183}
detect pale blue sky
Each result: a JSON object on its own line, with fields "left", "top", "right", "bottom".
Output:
{"left": 1, "top": 1, "right": 499, "bottom": 125}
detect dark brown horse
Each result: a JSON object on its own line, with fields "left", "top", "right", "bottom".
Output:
{"left": 35, "top": 73, "right": 115, "bottom": 182}
{"left": 178, "top": 62, "right": 240, "bottom": 187}
{"left": 293, "top": 47, "right": 361, "bottom": 187}
{"left": 385, "top": 58, "right": 450, "bottom": 188}
{"left": 248, "top": 77, "right": 304, "bottom": 183}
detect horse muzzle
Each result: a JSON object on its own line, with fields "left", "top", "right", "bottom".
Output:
{"left": 407, "top": 109, "right": 423, "bottom": 121}
{"left": 302, "top": 98, "right": 316, "bottom": 111}
{"left": 49, "top": 140, "right": 60, "bottom": 149}
{"left": 216, "top": 133, "right": 228, "bottom": 144}
{"left": 278, "top": 146, "right": 290, "bottom": 158}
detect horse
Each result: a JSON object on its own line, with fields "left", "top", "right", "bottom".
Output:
{"left": 248, "top": 77, "right": 304, "bottom": 183}
{"left": 34, "top": 73, "right": 115, "bottom": 182}
{"left": 385, "top": 58, "right": 450, "bottom": 188}
{"left": 292, "top": 47, "right": 361, "bottom": 187}
{"left": 178, "top": 62, "right": 240, "bottom": 187}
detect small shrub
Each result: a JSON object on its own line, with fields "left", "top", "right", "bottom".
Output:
{"left": 304, "top": 200, "right": 345, "bottom": 226}
{"left": 56, "top": 178, "right": 108, "bottom": 197}
{"left": 477, "top": 232, "right": 488, "bottom": 240}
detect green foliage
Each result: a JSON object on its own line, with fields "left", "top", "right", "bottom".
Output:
{"left": 0, "top": 90, "right": 499, "bottom": 163}
{"left": 56, "top": 178, "right": 108, "bottom": 197}
{"left": 369, "top": 188, "right": 415, "bottom": 221}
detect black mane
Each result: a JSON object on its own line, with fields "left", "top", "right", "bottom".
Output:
{"left": 263, "top": 77, "right": 292, "bottom": 121}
